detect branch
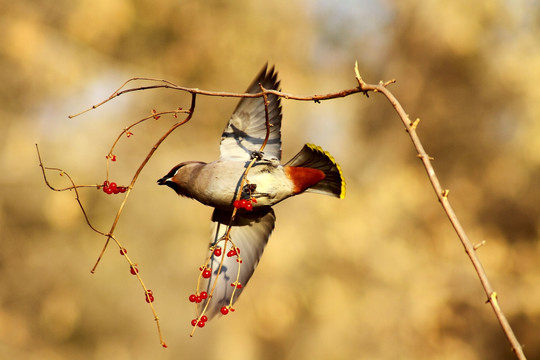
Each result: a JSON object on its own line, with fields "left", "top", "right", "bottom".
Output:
{"left": 353, "top": 62, "right": 526, "bottom": 360}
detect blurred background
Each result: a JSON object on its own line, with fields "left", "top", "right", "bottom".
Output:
{"left": 1, "top": 0, "right": 539, "bottom": 359}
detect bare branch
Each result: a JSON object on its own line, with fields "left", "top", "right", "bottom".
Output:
{"left": 354, "top": 62, "right": 526, "bottom": 360}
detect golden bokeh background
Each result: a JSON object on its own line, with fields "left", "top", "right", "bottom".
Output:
{"left": 1, "top": 1, "right": 539, "bottom": 359}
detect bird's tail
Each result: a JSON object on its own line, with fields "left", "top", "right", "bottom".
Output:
{"left": 285, "top": 143, "right": 346, "bottom": 198}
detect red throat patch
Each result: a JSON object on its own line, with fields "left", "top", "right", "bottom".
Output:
{"left": 284, "top": 166, "right": 326, "bottom": 194}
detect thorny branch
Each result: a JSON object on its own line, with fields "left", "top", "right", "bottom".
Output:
{"left": 38, "top": 64, "right": 526, "bottom": 358}
{"left": 352, "top": 63, "right": 526, "bottom": 360}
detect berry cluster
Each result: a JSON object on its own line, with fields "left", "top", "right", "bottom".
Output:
{"left": 227, "top": 247, "right": 240, "bottom": 257}
{"left": 233, "top": 198, "right": 256, "bottom": 211}
{"left": 230, "top": 281, "right": 242, "bottom": 288}
{"left": 145, "top": 290, "right": 155, "bottom": 303}
{"left": 102, "top": 181, "right": 127, "bottom": 195}
{"left": 220, "top": 306, "right": 235, "bottom": 315}
{"left": 189, "top": 291, "right": 208, "bottom": 304}
{"left": 191, "top": 315, "right": 208, "bottom": 328}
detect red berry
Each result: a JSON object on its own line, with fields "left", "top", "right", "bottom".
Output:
{"left": 109, "top": 182, "right": 117, "bottom": 190}
{"left": 104, "top": 187, "right": 113, "bottom": 194}
{"left": 202, "top": 269, "right": 211, "bottom": 278}
{"left": 220, "top": 306, "right": 229, "bottom": 315}
{"left": 233, "top": 200, "right": 241, "bottom": 209}
{"left": 236, "top": 247, "right": 240, "bottom": 254}
{"left": 120, "top": 248, "right": 127, "bottom": 255}
{"left": 200, "top": 291, "right": 208, "bottom": 299}
{"left": 103, "top": 180, "right": 109, "bottom": 187}
{"left": 245, "top": 202, "right": 253, "bottom": 211}
{"left": 191, "top": 319, "right": 198, "bottom": 326}
{"left": 213, "top": 248, "right": 222, "bottom": 257}
{"left": 197, "top": 320, "right": 205, "bottom": 328}
{"left": 201, "top": 315, "right": 208, "bottom": 322}
{"left": 145, "top": 293, "right": 155, "bottom": 303}
{"left": 227, "top": 249, "right": 237, "bottom": 257}
{"left": 111, "top": 154, "right": 117, "bottom": 162}
{"left": 189, "top": 294, "right": 197, "bottom": 303}
{"left": 112, "top": 187, "right": 120, "bottom": 194}
{"left": 251, "top": 197, "right": 257, "bottom": 203}
{"left": 196, "top": 296, "right": 202, "bottom": 303}
{"left": 237, "top": 283, "right": 242, "bottom": 288}
{"left": 130, "top": 266, "right": 138, "bottom": 275}
{"left": 118, "top": 186, "right": 127, "bottom": 193}
{"left": 239, "top": 199, "right": 248, "bottom": 208}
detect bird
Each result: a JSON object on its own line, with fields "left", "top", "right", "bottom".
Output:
{"left": 158, "top": 65, "right": 346, "bottom": 321}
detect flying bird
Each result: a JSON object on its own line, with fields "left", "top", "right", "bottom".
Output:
{"left": 158, "top": 65, "right": 345, "bottom": 321}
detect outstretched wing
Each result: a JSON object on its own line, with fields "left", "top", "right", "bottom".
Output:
{"left": 219, "top": 65, "right": 282, "bottom": 161}
{"left": 200, "top": 208, "right": 275, "bottom": 319}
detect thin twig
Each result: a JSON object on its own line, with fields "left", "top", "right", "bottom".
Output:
{"left": 91, "top": 94, "right": 197, "bottom": 273}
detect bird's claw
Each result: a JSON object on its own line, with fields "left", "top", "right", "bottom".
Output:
{"left": 250, "top": 151, "right": 264, "bottom": 160}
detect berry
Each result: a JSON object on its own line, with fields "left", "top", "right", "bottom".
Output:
{"left": 200, "top": 291, "right": 208, "bottom": 299}
{"left": 191, "top": 319, "right": 198, "bottom": 326}
{"left": 104, "top": 187, "right": 113, "bottom": 194}
{"left": 233, "top": 200, "right": 241, "bottom": 209}
{"left": 197, "top": 320, "right": 205, "bottom": 328}
{"left": 202, "top": 269, "right": 211, "bottom": 278}
{"left": 112, "top": 187, "right": 120, "bottom": 194}
{"left": 201, "top": 315, "right": 208, "bottom": 322}
{"left": 118, "top": 186, "right": 127, "bottom": 193}
{"left": 196, "top": 296, "right": 202, "bottom": 303}
{"left": 130, "top": 266, "right": 139, "bottom": 275}
{"left": 251, "top": 197, "right": 257, "bottom": 203}
{"left": 145, "top": 292, "right": 155, "bottom": 303}
{"left": 111, "top": 155, "right": 117, "bottom": 162}
{"left": 239, "top": 199, "right": 248, "bottom": 208}
{"left": 119, "top": 248, "right": 127, "bottom": 255}
{"left": 220, "top": 306, "right": 229, "bottom": 315}
{"left": 245, "top": 202, "right": 253, "bottom": 211}
{"left": 109, "top": 182, "right": 117, "bottom": 190}
{"left": 213, "top": 247, "right": 222, "bottom": 257}
{"left": 189, "top": 294, "right": 197, "bottom": 303}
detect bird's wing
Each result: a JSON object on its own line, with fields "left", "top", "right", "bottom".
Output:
{"left": 200, "top": 208, "right": 275, "bottom": 319}
{"left": 219, "top": 65, "right": 282, "bottom": 161}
